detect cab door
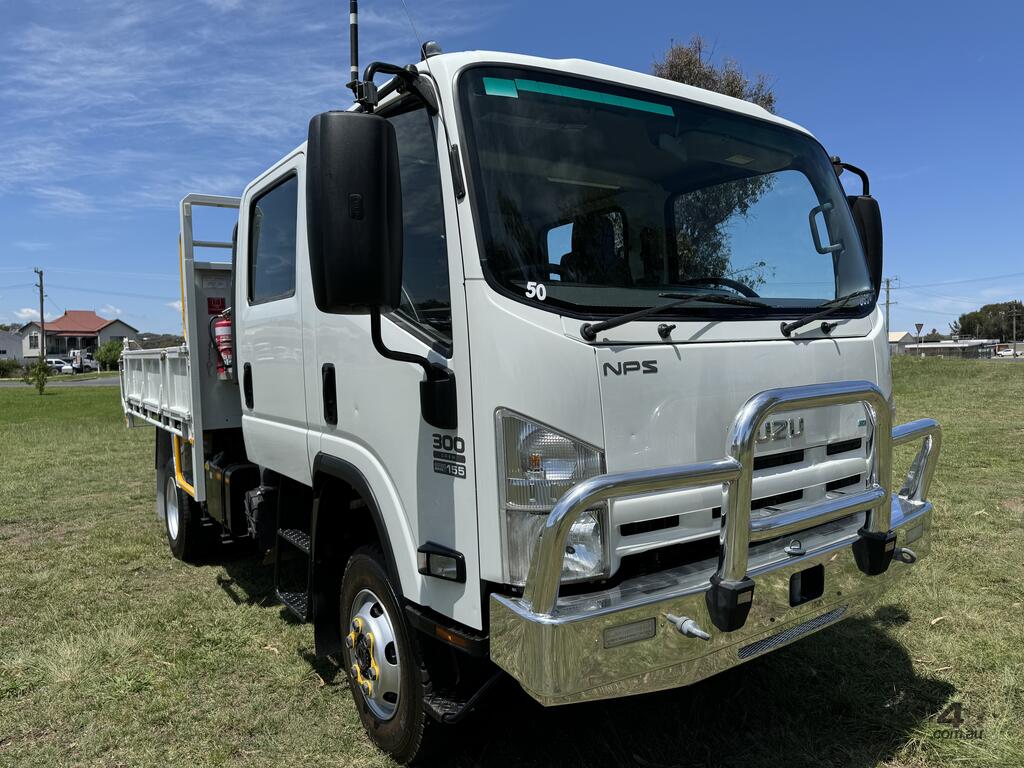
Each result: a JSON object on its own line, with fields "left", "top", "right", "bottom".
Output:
{"left": 236, "top": 155, "right": 310, "bottom": 484}
{"left": 307, "top": 98, "right": 483, "bottom": 629}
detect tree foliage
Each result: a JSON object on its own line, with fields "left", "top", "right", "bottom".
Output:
{"left": 949, "top": 300, "right": 1024, "bottom": 341}
{"left": 22, "top": 359, "right": 48, "bottom": 395}
{"left": 653, "top": 37, "right": 776, "bottom": 290}
{"left": 95, "top": 340, "right": 123, "bottom": 371}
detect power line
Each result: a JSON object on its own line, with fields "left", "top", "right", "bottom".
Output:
{"left": 896, "top": 271, "right": 1024, "bottom": 289}
{"left": 47, "top": 283, "right": 177, "bottom": 302}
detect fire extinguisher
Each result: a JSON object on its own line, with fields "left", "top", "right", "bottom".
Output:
{"left": 211, "top": 310, "right": 233, "bottom": 380}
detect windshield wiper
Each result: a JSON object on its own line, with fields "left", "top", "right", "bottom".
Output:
{"left": 580, "top": 292, "right": 769, "bottom": 341}
{"left": 779, "top": 288, "right": 876, "bottom": 337}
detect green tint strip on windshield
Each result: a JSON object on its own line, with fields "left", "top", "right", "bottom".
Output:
{"left": 482, "top": 76, "right": 674, "bottom": 116}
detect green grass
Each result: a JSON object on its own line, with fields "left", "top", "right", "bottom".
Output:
{"left": 1, "top": 359, "right": 1022, "bottom": 767}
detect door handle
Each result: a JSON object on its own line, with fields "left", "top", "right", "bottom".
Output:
{"left": 322, "top": 363, "right": 337, "bottom": 425}
{"left": 243, "top": 362, "right": 253, "bottom": 409}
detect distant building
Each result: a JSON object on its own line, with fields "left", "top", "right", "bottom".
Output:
{"left": 19, "top": 310, "right": 139, "bottom": 362}
{"left": 904, "top": 340, "right": 988, "bottom": 359}
{"left": 0, "top": 330, "right": 21, "bottom": 362}
{"left": 888, "top": 331, "right": 914, "bottom": 355}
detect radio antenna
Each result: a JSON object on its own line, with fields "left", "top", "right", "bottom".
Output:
{"left": 347, "top": 0, "right": 359, "bottom": 98}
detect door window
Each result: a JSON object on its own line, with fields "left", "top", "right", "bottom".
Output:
{"left": 387, "top": 107, "right": 451, "bottom": 344}
{"left": 248, "top": 175, "right": 298, "bottom": 304}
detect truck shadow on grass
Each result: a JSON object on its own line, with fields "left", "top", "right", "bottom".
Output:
{"left": 211, "top": 550, "right": 950, "bottom": 768}
{"left": 450, "top": 605, "right": 952, "bottom": 768}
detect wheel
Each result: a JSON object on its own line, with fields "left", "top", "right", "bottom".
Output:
{"left": 341, "top": 546, "right": 440, "bottom": 764}
{"left": 162, "top": 466, "right": 205, "bottom": 562}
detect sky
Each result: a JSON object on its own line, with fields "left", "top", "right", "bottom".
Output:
{"left": 1, "top": 0, "right": 1022, "bottom": 335}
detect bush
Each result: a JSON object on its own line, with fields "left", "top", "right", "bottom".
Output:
{"left": 22, "top": 359, "right": 49, "bottom": 394}
{"left": 95, "top": 340, "right": 123, "bottom": 371}
{"left": 0, "top": 359, "right": 22, "bottom": 378}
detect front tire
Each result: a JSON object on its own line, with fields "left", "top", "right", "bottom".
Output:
{"left": 162, "top": 467, "right": 205, "bottom": 562}
{"left": 341, "top": 546, "right": 439, "bottom": 765}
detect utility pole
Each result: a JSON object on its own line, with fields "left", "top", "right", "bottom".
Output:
{"left": 33, "top": 268, "right": 45, "bottom": 364}
{"left": 883, "top": 276, "right": 898, "bottom": 334}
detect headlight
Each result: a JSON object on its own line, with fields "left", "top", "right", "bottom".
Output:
{"left": 496, "top": 409, "right": 607, "bottom": 585}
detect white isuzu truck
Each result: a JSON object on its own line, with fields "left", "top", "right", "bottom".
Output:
{"left": 120, "top": 33, "right": 941, "bottom": 764}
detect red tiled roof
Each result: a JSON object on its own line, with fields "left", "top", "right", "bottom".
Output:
{"left": 47, "top": 310, "right": 114, "bottom": 333}
{"left": 21, "top": 310, "right": 137, "bottom": 334}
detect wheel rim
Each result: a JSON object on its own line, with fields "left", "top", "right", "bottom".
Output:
{"left": 346, "top": 588, "right": 401, "bottom": 720}
{"left": 165, "top": 475, "right": 180, "bottom": 541}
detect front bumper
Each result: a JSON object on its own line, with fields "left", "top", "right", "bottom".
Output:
{"left": 489, "top": 381, "right": 941, "bottom": 706}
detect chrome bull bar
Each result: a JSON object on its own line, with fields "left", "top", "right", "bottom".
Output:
{"left": 521, "top": 380, "right": 942, "bottom": 631}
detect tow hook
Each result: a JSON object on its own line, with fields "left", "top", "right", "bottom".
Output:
{"left": 893, "top": 547, "right": 917, "bottom": 564}
{"left": 665, "top": 614, "right": 711, "bottom": 641}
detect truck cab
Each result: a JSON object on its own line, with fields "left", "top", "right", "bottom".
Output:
{"left": 121, "top": 49, "right": 941, "bottom": 764}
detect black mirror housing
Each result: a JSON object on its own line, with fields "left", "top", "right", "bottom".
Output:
{"left": 847, "top": 194, "right": 882, "bottom": 294}
{"left": 306, "top": 111, "right": 403, "bottom": 314}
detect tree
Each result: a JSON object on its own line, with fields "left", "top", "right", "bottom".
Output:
{"left": 950, "top": 300, "right": 1023, "bottom": 341}
{"left": 95, "top": 340, "right": 123, "bottom": 371}
{"left": 653, "top": 37, "right": 776, "bottom": 290}
{"left": 22, "top": 359, "right": 48, "bottom": 395}
{"left": 923, "top": 328, "right": 943, "bottom": 342}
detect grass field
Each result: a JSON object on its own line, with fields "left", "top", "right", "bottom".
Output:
{"left": 1, "top": 358, "right": 1022, "bottom": 767}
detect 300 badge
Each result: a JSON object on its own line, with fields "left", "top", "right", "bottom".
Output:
{"left": 432, "top": 433, "right": 467, "bottom": 479}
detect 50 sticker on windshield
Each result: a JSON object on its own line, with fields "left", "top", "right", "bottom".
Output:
{"left": 525, "top": 281, "right": 547, "bottom": 301}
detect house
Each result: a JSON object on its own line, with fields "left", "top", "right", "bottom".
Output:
{"left": 19, "top": 310, "right": 139, "bottom": 362}
{"left": 0, "top": 330, "right": 21, "bottom": 362}
{"left": 888, "top": 331, "right": 914, "bottom": 355}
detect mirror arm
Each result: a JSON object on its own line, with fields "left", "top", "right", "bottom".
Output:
{"left": 370, "top": 307, "right": 458, "bottom": 430}
{"left": 370, "top": 307, "right": 447, "bottom": 382}
{"left": 356, "top": 62, "right": 439, "bottom": 115}
{"left": 831, "top": 156, "right": 870, "bottom": 196}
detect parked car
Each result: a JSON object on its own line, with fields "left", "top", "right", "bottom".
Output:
{"left": 70, "top": 349, "right": 99, "bottom": 373}
{"left": 996, "top": 348, "right": 1018, "bottom": 358}
{"left": 45, "top": 358, "right": 73, "bottom": 375}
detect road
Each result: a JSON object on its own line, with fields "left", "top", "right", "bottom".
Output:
{"left": 0, "top": 375, "right": 121, "bottom": 388}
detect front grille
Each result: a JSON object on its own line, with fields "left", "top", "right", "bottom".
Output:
{"left": 738, "top": 605, "right": 848, "bottom": 659}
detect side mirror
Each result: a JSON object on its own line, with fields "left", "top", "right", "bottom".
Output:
{"left": 847, "top": 194, "right": 882, "bottom": 295}
{"left": 306, "top": 111, "right": 403, "bottom": 314}
{"left": 834, "top": 159, "right": 882, "bottom": 295}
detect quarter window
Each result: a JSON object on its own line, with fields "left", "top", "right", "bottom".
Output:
{"left": 248, "top": 175, "right": 298, "bottom": 303}
{"left": 387, "top": 107, "right": 451, "bottom": 343}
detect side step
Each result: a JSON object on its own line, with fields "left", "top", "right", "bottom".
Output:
{"left": 423, "top": 671, "right": 504, "bottom": 724}
{"left": 275, "top": 527, "right": 311, "bottom": 622}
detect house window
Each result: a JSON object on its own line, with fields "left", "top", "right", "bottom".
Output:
{"left": 29, "top": 333, "right": 39, "bottom": 350}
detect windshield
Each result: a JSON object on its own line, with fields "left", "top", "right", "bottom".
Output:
{"left": 458, "top": 66, "right": 874, "bottom": 318}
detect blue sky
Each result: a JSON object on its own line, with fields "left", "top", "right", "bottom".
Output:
{"left": 1, "top": 0, "right": 1021, "bottom": 335}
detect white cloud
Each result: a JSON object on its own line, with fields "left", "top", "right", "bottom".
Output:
{"left": 14, "top": 307, "right": 39, "bottom": 321}
{"left": 0, "top": 0, "right": 491, "bottom": 214}
{"left": 30, "top": 185, "right": 97, "bottom": 214}
{"left": 100, "top": 304, "right": 123, "bottom": 317}
{"left": 12, "top": 240, "right": 50, "bottom": 251}
{"left": 166, "top": 300, "right": 182, "bottom": 312}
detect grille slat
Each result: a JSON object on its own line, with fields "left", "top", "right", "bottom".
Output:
{"left": 753, "top": 449, "right": 804, "bottom": 471}
{"left": 826, "top": 437, "right": 863, "bottom": 456}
